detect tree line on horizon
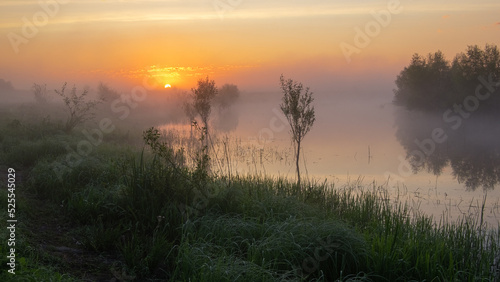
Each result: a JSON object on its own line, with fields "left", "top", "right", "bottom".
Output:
{"left": 393, "top": 44, "right": 500, "bottom": 112}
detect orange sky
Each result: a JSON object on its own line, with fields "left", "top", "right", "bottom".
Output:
{"left": 1, "top": 0, "right": 499, "bottom": 92}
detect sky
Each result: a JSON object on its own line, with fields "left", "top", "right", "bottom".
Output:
{"left": 0, "top": 0, "right": 499, "bottom": 93}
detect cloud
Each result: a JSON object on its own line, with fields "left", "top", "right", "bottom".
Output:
{"left": 481, "top": 22, "right": 500, "bottom": 30}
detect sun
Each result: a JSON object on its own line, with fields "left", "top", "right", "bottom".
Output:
{"left": 164, "top": 83, "right": 171, "bottom": 88}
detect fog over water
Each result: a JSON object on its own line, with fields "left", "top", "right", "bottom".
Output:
{"left": 2, "top": 65, "right": 499, "bottom": 227}
{"left": 156, "top": 71, "right": 500, "bottom": 227}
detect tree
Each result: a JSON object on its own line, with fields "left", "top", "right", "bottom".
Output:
{"left": 214, "top": 83, "right": 240, "bottom": 132}
{"left": 97, "top": 82, "right": 120, "bottom": 102}
{"left": 393, "top": 51, "right": 451, "bottom": 110}
{"left": 183, "top": 98, "right": 197, "bottom": 139}
{"left": 55, "top": 83, "right": 104, "bottom": 133}
{"left": 0, "top": 79, "right": 14, "bottom": 93}
{"left": 33, "top": 83, "right": 48, "bottom": 104}
{"left": 394, "top": 44, "right": 500, "bottom": 112}
{"left": 451, "top": 44, "right": 500, "bottom": 111}
{"left": 279, "top": 74, "right": 316, "bottom": 187}
{"left": 190, "top": 77, "right": 218, "bottom": 144}
{"left": 214, "top": 83, "right": 239, "bottom": 110}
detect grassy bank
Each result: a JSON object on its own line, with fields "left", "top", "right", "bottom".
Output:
{"left": 0, "top": 114, "right": 499, "bottom": 281}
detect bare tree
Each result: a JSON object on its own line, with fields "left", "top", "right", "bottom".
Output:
{"left": 279, "top": 74, "right": 316, "bottom": 187}
{"left": 55, "top": 83, "right": 104, "bottom": 133}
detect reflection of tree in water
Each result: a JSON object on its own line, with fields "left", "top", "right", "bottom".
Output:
{"left": 394, "top": 107, "right": 500, "bottom": 190}
{"left": 450, "top": 147, "right": 500, "bottom": 190}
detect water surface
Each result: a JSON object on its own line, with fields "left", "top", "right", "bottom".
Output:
{"left": 161, "top": 93, "right": 500, "bottom": 228}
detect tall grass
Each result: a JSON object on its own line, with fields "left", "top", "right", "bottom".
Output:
{"left": 2, "top": 117, "right": 499, "bottom": 281}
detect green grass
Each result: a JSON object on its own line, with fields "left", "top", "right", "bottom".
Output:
{"left": 1, "top": 115, "right": 499, "bottom": 281}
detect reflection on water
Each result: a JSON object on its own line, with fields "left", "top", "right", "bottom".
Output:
{"left": 157, "top": 123, "right": 295, "bottom": 177}
{"left": 158, "top": 100, "right": 500, "bottom": 228}
{"left": 394, "top": 107, "right": 500, "bottom": 191}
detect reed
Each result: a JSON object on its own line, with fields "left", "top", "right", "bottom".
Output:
{"left": 2, "top": 117, "right": 499, "bottom": 281}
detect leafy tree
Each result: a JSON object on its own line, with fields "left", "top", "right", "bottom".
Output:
{"left": 184, "top": 80, "right": 241, "bottom": 137}
{"left": 279, "top": 74, "right": 316, "bottom": 187}
{"left": 214, "top": 83, "right": 239, "bottom": 110}
{"left": 191, "top": 77, "right": 218, "bottom": 132}
{"left": 55, "top": 83, "right": 104, "bottom": 133}
{"left": 214, "top": 83, "right": 240, "bottom": 132}
{"left": 183, "top": 76, "right": 218, "bottom": 153}
{"left": 394, "top": 51, "right": 451, "bottom": 110}
{"left": 97, "top": 82, "right": 120, "bottom": 102}
{"left": 394, "top": 44, "right": 500, "bottom": 112}
{"left": 450, "top": 44, "right": 500, "bottom": 111}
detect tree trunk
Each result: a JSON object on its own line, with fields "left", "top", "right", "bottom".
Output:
{"left": 204, "top": 121, "right": 209, "bottom": 153}
{"left": 296, "top": 139, "right": 301, "bottom": 187}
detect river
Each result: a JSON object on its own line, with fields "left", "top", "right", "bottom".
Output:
{"left": 160, "top": 91, "right": 500, "bottom": 228}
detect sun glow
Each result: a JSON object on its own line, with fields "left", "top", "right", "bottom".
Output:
{"left": 164, "top": 84, "right": 171, "bottom": 88}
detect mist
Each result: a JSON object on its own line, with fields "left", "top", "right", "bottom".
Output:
{"left": 1, "top": 59, "right": 498, "bottom": 192}
{"left": 3, "top": 1, "right": 500, "bottom": 279}
{"left": 394, "top": 106, "right": 500, "bottom": 191}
